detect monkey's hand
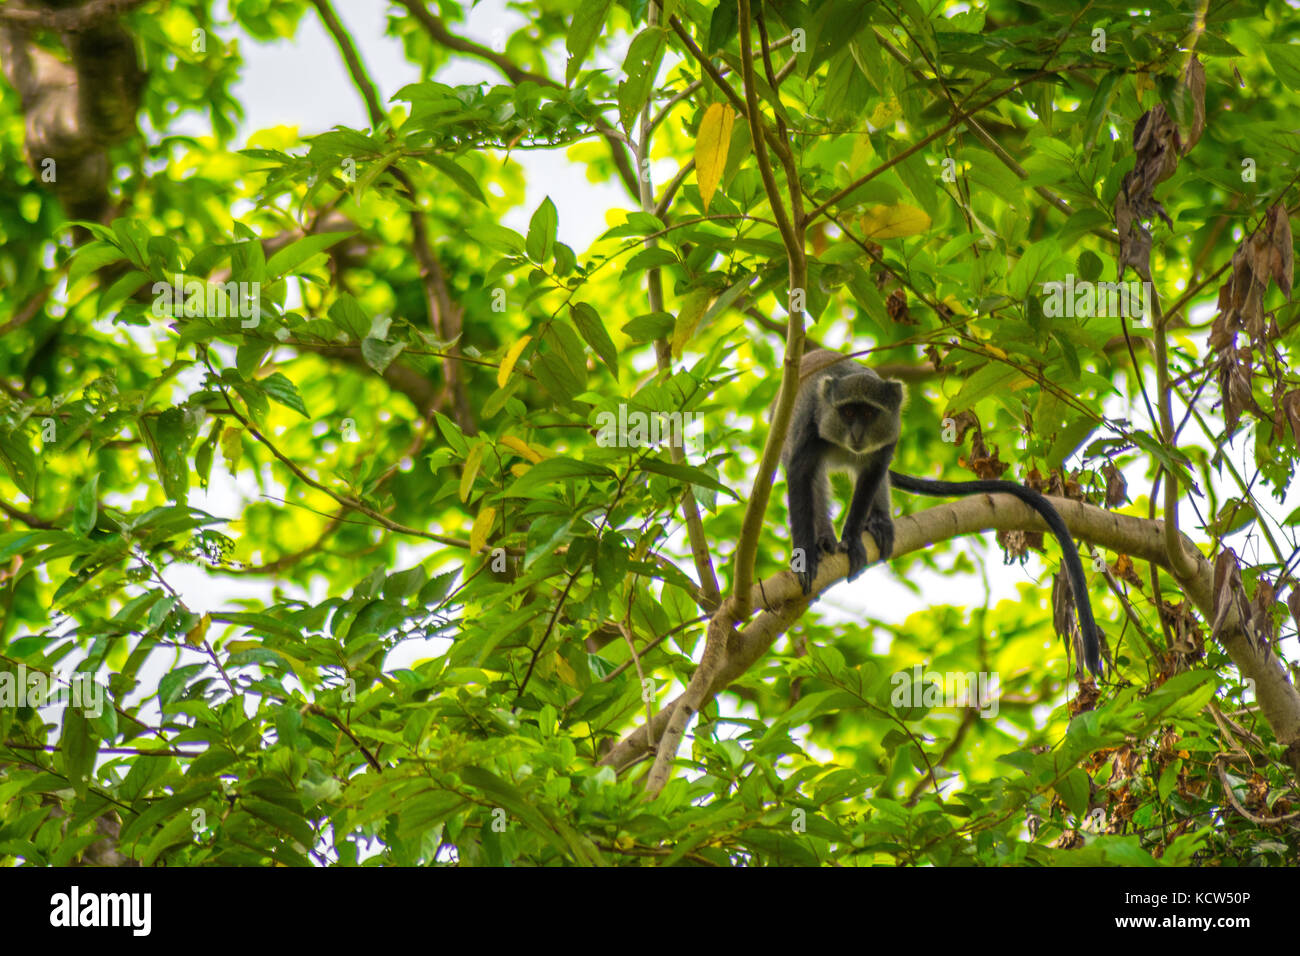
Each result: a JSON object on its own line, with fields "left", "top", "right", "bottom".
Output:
{"left": 844, "top": 535, "right": 868, "bottom": 582}
{"left": 864, "top": 512, "right": 895, "bottom": 562}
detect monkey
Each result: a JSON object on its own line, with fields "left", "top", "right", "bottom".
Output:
{"left": 781, "top": 348, "right": 1104, "bottom": 677}
{"left": 781, "top": 349, "right": 903, "bottom": 598}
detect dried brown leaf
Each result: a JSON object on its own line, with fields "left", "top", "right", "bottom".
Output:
{"left": 1102, "top": 460, "right": 1128, "bottom": 507}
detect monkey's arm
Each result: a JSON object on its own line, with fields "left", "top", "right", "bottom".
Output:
{"left": 842, "top": 443, "right": 897, "bottom": 581}
{"left": 786, "top": 437, "right": 828, "bottom": 594}
{"left": 889, "top": 472, "right": 1104, "bottom": 677}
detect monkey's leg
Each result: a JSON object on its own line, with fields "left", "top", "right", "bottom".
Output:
{"left": 812, "top": 471, "right": 838, "bottom": 554}
{"left": 863, "top": 473, "right": 896, "bottom": 565}
{"left": 786, "top": 447, "right": 826, "bottom": 594}
{"left": 841, "top": 444, "right": 895, "bottom": 581}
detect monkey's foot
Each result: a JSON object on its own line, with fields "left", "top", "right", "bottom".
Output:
{"left": 791, "top": 545, "right": 819, "bottom": 595}
{"left": 816, "top": 532, "right": 839, "bottom": 554}
{"left": 795, "top": 563, "right": 816, "bottom": 595}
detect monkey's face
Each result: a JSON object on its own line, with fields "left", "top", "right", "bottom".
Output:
{"left": 836, "top": 401, "right": 887, "bottom": 451}
{"left": 812, "top": 370, "right": 905, "bottom": 453}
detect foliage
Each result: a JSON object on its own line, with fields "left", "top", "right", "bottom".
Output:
{"left": 0, "top": 0, "right": 1298, "bottom": 866}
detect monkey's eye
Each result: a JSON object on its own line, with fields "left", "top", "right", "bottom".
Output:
{"left": 840, "top": 403, "right": 875, "bottom": 423}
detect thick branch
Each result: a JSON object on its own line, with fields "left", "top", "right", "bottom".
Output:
{"left": 609, "top": 495, "right": 1300, "bottom": 779}
{"left": 643, "top": 4, "right": 809, "bottom": 793}
{"left": 1149, "top": 285, "right": 1201, "bottom": 584}
{"left": 639, "top": 5, "right": 721, "bottom": 613}
{"left": 729, "top": 0, "right": 806, "bottom": 616}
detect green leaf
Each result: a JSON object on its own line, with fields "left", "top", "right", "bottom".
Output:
{"left": 100, "top": 270, "right": 149, "bottom": 312}
{"left": 328, "top": 294, "right": 370, "bottom": 339}
{"left": 544, "top": 320, "right": 589, "bottom": 387}
{"left": 566, "top": 0, "right": 613, "bottom": 84}
{"left": 266, "top": 231, "right": 353, "bottom": 278}
{"left": 1143, "top": 669, "right": 1218, "bottom": 720}
{"left": 59, "top": 707, "right": 97, "bottom": 799}
{"left": 570, "top": 302, "right": 619, "bottom": 380}
{"left": 637, "top": 456, "right": 738, "bottom": 499}
{"left": 433, "top": 411, "right": 469, "bottom": 457}
{"left": 158, "top": 663, "right": 206, "bottom": 706}
{"left": 67, "top": 240, "right": 126, "bottom": 289}
{"left": 361, "top": 336, "right": 406, "bottom": 374}
{"left": 526, "top": 196, "right": 558, "bottom": 263}
{"left": 1007, "top": 238, "right": 1061, "bottom": 300}
{"left": 427, "top": 155, "right": 486, "bottom": 204}
{"left": 468, "top": 223, "right": 527, "bottom": 254}
{"left": 947, "top": 362, "right": 1020, "bottom": 413}
{"left": 459, "top": 766, "right": 580, "bottom": 863}
{"left": 140, "top": 812, "right": 197, "bottom": 867}
{"left": 623, "top": 247, "right": 677, "bottom": 276}
{"left": 259, "top": 372, "right": 310, "bottom": 417}
{"left": 1082, "top": 70, "right": 1121, "bottom": 153}
{"left": 1054, "top": 767, "right": 1091, "bottom": 819}
{"left": 1157, "top": 759, "right": 1181, "bottom": 802}
{"left": 1264, "top": 44, "right": 1300, "bottom": 92}
{"left": 706, "top": 2, "right": 738, "bottom": 53}
{"left": 806, "top": 0, "right": 875, "bottom": 73}
{"left": 0, "top": 428, "right": 38, "bottom": 497}
{"left": 71, "top": 473, "right": 100, "bottom": 537}
{"left": 508, "top": 457, "right": 616, "bottom": 495}
{"left": 1046, "top": 415, "right": 1097, "bottom": 468}
{"left": 243, "top": 798, "right": 317, "bottom": 849}
{"left": 622, "top": 311, "right": 674, "bottom": 342}
{"left": 618, "top": 27, "right": 667, "bottom": 129}
{"left": 140, "top": 406, "right": 199, "bottom": 503}
{"left": 533, "top": 353, "right": 582, "bottom": 402}
{"left": 1077, "top": 249, "right": 1103, "bottom": 282}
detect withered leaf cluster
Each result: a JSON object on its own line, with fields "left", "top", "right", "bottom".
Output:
{"left": 1114, "top": 59, "right": 1206, "bottom": 280}
{"left": 1211, "top": 549, "right": 1280, "bottom": 660}
{"left": 1209, "top": 202, "right": 1294, "bottom": 434}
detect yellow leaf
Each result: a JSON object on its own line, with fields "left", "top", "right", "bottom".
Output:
{"left": 219, "top": 425, "right": 243, "bottom": 472}
{"left": 940, "top": 294, "right": 967, "bottom": 316}
{"left": 671, "top": 287, "right": 712, "bottom": 357}
{"left": 554, "top": 651, "right": 578, "bottom": 687}
{"left": 226, "top": 640, "right": 261, "bottom": 654}
{"left": 460, "top": 441, "right": 485, "bottom": 502}
{"left": 500, "top": 435, "right": 543, "bottom": 463}
{"left": 511, "top": 463, "right": 530, "bottom": 477}
{"left": 1134, "top": 71, "right": 1150, "bottom": 106}
{"left": 186, "top": 612, "right": 211, "bottom": 647}
{"left": 470, "top": 506, "right": 496, "bottom": 553}
{"left": 695, "top": 103, "right": 735, "bottom": 212}
{"left": 859, "top": 203, "right": 931, "bottom": 240}
{"left": 498, "top": 335, "right": 531, "bottom": 387}
{"left": 868, "top": 95, "right": 901, "bottom": 128}
{"left": 849, "top": 133, "right": 874, "bottom": 171}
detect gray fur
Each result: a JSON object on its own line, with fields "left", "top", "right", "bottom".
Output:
{"left": 781, "top": 349, "right": 906, "bottom": 592}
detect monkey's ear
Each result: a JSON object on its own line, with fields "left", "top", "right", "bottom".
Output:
{"left": 883, "top": 380, "right": 907, "bottom": 409}
{"left": 819, "top": 377, "right": 838, "bottom": 403}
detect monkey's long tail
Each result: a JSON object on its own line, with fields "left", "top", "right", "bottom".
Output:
{"left": 889, "top": 471, "right": 1104, "bottom": 678}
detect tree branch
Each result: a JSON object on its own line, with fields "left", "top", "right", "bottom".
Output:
{"left": 612, "top": 494, "right": 1300, "bottom": 783}
{"left": 639, "top": 2, "right": 721, "bottom": 613}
